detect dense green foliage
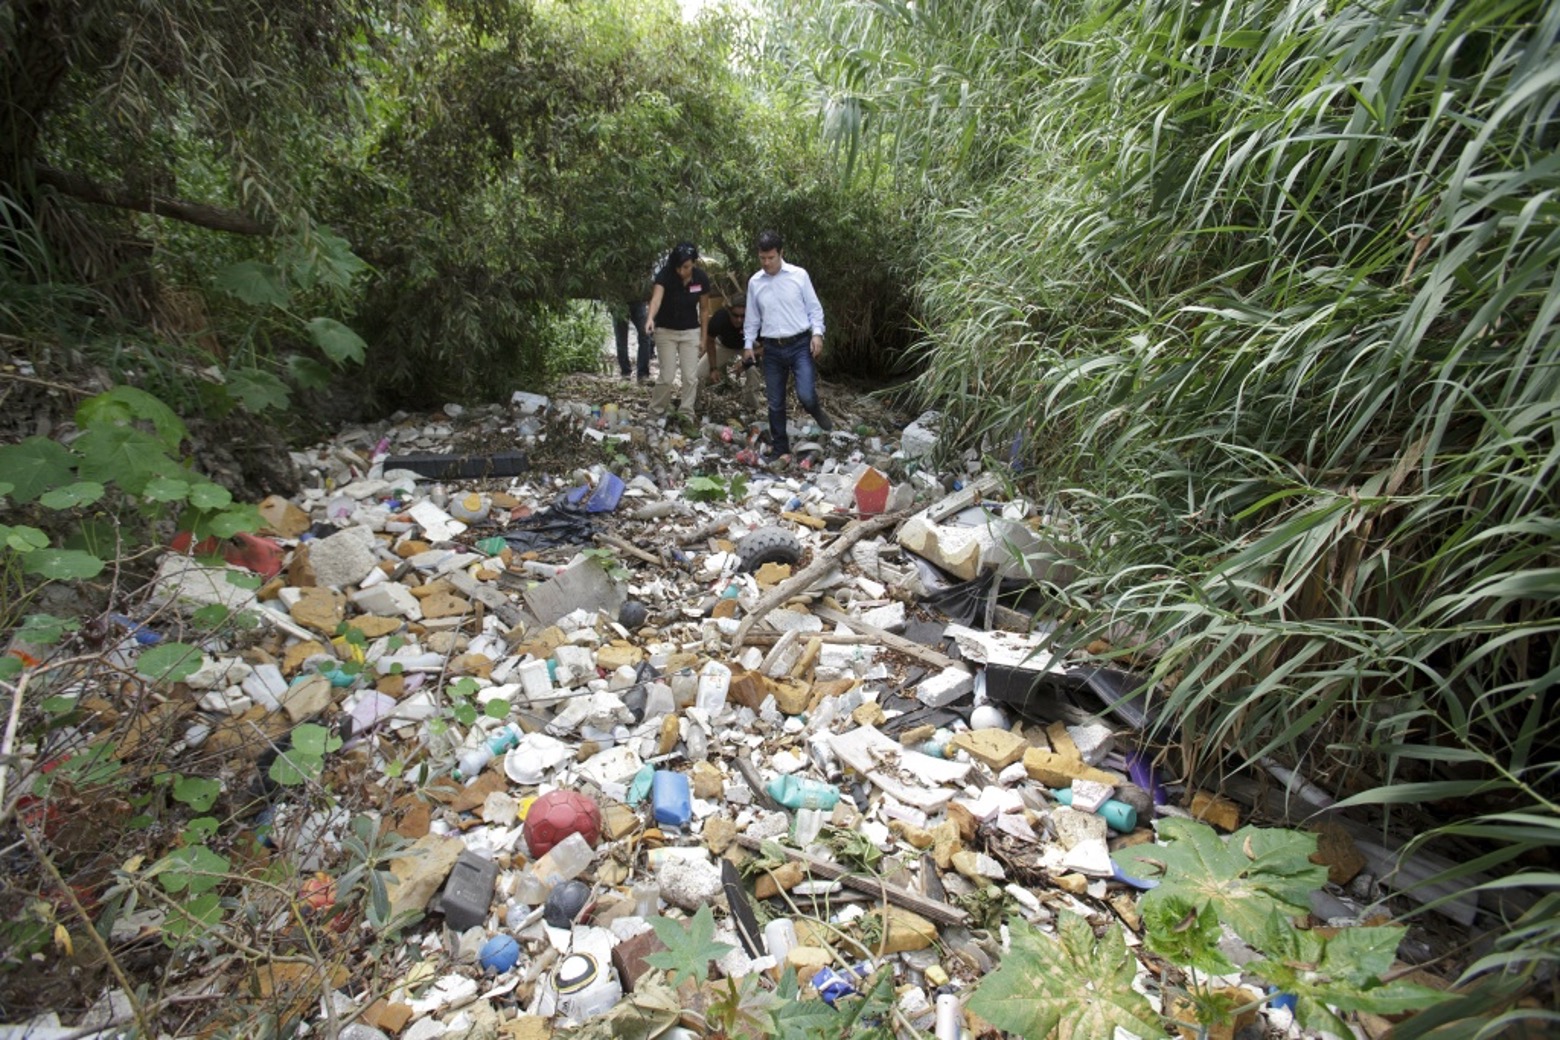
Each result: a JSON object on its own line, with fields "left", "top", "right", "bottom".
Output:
{"left": 2, "top": 0, "right": 916, "bottom": 413}
{"left": 776, "top": 0, "right": 1560, "bottom": 1031}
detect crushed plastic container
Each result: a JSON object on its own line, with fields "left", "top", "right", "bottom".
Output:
{"left": 853, "top": 466, "right": 890, "bottom": 515}
{"left": 587, "top": 472, "right": 625, "bottom": 513}
{"left": 651, "top": 770, "right": 691, "bottom": 826}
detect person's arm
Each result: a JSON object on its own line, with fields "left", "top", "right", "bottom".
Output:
{"left": 705, "top": 315, "right": 722, "bottom": 383}
{"left": 742, "top": 277, "right": 760, "bottom": 357}
{"left": 801, "top": 270, "right": 826, "bottom": 358}
{"left": 698, "top": 294, "right": 711, "bottom": 364}
{"left": 645, "top": 283, "right": 665, "bottom": 335}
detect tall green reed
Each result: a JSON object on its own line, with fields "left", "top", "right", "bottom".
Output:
{"left": 782, "top": 0, "right": 1560, "bottom": 1030}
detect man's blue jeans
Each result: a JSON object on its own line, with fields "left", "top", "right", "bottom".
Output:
{"left": 614, "top": 301, "right": 653, "bottom": 378}
{"left": 762, "top": 335, "right": 823, "bottom": 455}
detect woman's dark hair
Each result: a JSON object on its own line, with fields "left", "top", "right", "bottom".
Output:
{"left": 670, "top": 241, "right": 698, "bottom": 267}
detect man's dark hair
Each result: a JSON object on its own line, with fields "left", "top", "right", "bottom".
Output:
{"left": 756, "top": 230, "right": 783, "bottom": 253}
{"left": 727, "top": 292, "right": 746, "bottom": 308}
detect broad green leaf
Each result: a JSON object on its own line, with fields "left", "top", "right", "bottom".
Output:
{"left": 76, "top": 386, "right": 186, "bottom": 453}
{"left": 968, "top": 913, "right": 1165, "bottom": 1040}
{"left": 1142, "top": 896, "right": 1237, "bottom": 975}
{"left": 151, "top": 844, "right": 230, "bottom": 895}
{"left": 292, "top": 722, "right": 344, "bottom": 757}
{"left": 483, "top": 698, "right": 511, "bottom": 719}
{"left": 269, "top": 752, "right": 316, "bottom": 787}
{"left": 0, "top": 481, "right": 12, "bottom": 497}
{"left": 770, "top": 967, "right": 842, "bottom": 1040}
{"left": 140, "top": 476, "right": 191, "bottom": 503}
{"left": 307, "top": 317, "right": 367, "bottom": 364}
{"left": 74, "top": 424, "right": 181, "bottom": 495}
{"left": 41, "top": 695, "right": 77, "bottom": 715}
{"left": 286, "top": 354, "right": 334, "bottom": 390}
{"left": 1249, "top": 913, "right": 1451, "bottom": 1036}
{"left": 645, "top": 904, "right": 734, "bottom": 987}
{"left": 191, "top": 604, "right": 233, "bottom": 628}
{"left": 452, "top": 702, "right": 478, "bottom": 727}
{"left": 136, "top": 642, "right": 204, "bottom": 684}
{"left": 4, "top": 525, "right": 49, "bottom": 552}
{"left": 188, "top": 482, "right": 233, "bottom": 511}
{"left": 190, "top": 504, "right": 261, "bottom": 540}
{"left": 0, "top": 437, "right": 75, "bottom": 503}
{"left": 215, "top": 259, "right": 288, "bottom": 307}
{"left": 162, "top": 890, "right": 223, "bottom": 946}
{"left": 183, "top": 817, "right": 220, "bottom": 843}
{"left": 225, "top": 570, "right": 263, "bottom": 589}
{"left": 172, "top": 776, "right": 222, "bottom": 812}
{"left": 18, "top": 614, "right": 74, "bottom": 645}
{"left": 23, "top": 549, "right": 105, "bottom": 580}
{"left": 225, "top": 367, "right": 291, "bottom": 413}
{"left": 1116, "top": 819, "right": 1326, "bottom": 945}
{"left": 38, "top": 482, "right": 105, "bottom": 509}
{"left": 0, "top": 658, "right": 21, "bottom": 681}
{"left": 289, "top": 228, "right": 368, "bottom": 290}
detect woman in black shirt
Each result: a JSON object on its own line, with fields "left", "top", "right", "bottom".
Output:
{"left": 644, "top": 242, "right": 711, "bottom": 419}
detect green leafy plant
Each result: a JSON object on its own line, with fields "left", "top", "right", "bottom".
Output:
{"left": 1115, "top": 821, "right": 1450, "bottom": 1037}
{"left": 970, "top": 912, "right": 1164, "bottom": 1040}
{"left": 267, "top": 723, "right": 344, "bottom": 787}
{"left": 821, "top": 827, "right": 882, "bottom": 873}
{"left": 686, "top": 473, "right": 750, "bottom": 504}
{"left": 646, "top": 904, "right": 734, "bottom": 988}
{"left": 1119, "top": 819, "right": 1326, "bottom": 946}
{"left": 580, "top": 546, "right": 631, "bottom": 582}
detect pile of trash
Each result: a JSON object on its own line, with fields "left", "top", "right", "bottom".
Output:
{"left": 7, "top": 379, "right": 1444, "bottom": 1040}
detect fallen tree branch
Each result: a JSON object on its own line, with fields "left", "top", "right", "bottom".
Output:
{"left": 736, "top": 834, "right": 970, "bottom": 927}
{"left": 36, "top": 164, "right": 275, "bottom": 236}
{"left": 730, "top": 511, "right": 905, "bottom": 651}
{"left": 596, "top": 532, "right": 661, "bottom": 567}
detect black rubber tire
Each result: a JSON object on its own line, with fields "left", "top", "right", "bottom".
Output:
{"left": 736, "top": 525, "right": 804, "bottom": 573}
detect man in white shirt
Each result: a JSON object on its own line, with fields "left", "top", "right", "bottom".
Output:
{"left": 742, "top": 230, "right": 834, "bottom": 461}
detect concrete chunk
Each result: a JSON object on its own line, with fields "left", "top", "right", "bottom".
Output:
{"left": 915, "top": 667, "right": 973, "bottom": 707}
{"left": 309, "top": 526, "right": 379, "bottom": 588}
{"left": 523, "top": 557, "right": 624, "bottom": 627}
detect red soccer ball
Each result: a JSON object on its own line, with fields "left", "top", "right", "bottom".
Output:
{"left": 524, "top": 789, "right": 602, "bottom": 858}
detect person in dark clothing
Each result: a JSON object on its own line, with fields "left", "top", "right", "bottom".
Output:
{"left": 696, "top": 293, "right": 761, "bottom": 412}
{"left": 613, "top": 300, "right": 653, "bottom": 381}
{"left": 644, "top": 242, "right": 711, "bottom": 418}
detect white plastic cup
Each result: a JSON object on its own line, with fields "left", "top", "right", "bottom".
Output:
{"left": 763, "top": 918, "right": 798, "bottom": 961}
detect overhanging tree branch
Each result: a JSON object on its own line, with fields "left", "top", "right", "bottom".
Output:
{"left": 35, "top": 165, "right": 275, "bottom": 236}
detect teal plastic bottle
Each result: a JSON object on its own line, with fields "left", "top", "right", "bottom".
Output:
{"left": 1050, "top": 787, "right": 1139, "bottom": 832}
{"left": 766, "top": 775, "right": 841, "bottom": 811}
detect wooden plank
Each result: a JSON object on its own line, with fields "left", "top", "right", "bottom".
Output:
{"left": 730, "top": 512, "right": 905, "bottom": 650}
{"left": 736, "top": 834, "right": 969, "bottom": 927}
{"left": 811, "top": 605, "right": 966, "bottom": 672}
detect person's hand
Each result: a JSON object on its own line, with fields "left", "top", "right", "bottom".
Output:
{"left": 645, "top": 318, "right": 656, "bottom": 335}
{"left": 810, "top": 334, "right": 823, "bottom": 358}
{"left": 708, "top": 368, "right": 721, "bottom": 385}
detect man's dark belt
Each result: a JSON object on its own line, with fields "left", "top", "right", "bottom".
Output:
{"left": 758, "top": 330, "right": 811, "bottom": 348}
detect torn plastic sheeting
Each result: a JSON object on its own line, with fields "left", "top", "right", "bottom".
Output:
{"left": 498, "top": 506, "right": 596, "bottom": 553}
{"left": 923, "top": 568, "right": 999, "bottom": 627}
